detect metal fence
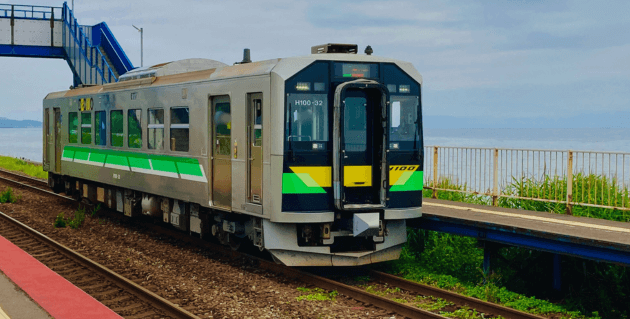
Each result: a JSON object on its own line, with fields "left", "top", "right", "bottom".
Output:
{"left": 423, "top": 146, "right": 630, "bottom": 213}
{"left": 0, "top": 4, "right": 62, "bottom": 19}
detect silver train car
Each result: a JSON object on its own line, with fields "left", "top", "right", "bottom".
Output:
{"left": 43, "top": 44, "right": 424, "bottom": 266}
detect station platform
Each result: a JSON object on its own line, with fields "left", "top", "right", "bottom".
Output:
{"left": 411, "top": 198, "right": 630, "bottom": 265}
{"left": 0, "top": 234, "right": 121, "bottom": 319}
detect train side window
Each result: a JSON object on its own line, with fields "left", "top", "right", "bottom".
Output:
{"left": 128, "top": 109, "right": 142, "bottom": 149}
{"left": 148, "top": 109, "right": 164, "bottom": 150}
{"left": 111, "top": 110, "right": 123, "bottom": 147}
{"left": 215, "top": 102, "right": 231, "bottom": 155}
{"left": 170, "top": 107, "right": 189, "bottom": 152}
{"left": 68, "top": 112, "right": 78, "bottom": 143}
{"left": 81, "top": 112, "right": 92, "bottom": 144}
{"left": 95, "top": 111, "right": 106, "bottom": 146}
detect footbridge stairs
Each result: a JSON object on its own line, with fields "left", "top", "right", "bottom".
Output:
{"left": 0, "top": 2, "right": 134, "bottom": 86}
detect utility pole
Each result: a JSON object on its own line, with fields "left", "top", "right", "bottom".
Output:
{"left": 132, "top": 25, "right": 143, "bottom": 67}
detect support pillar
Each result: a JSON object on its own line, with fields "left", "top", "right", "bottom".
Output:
{"left": 553, "top": 253, "right": 562, "bottom": 291}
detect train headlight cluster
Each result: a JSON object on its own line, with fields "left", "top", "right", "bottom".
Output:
{"left": 295, "top": 82, "right": 311, "bottom": 91}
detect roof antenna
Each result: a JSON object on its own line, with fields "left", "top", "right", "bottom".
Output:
{"left": 241, "top": 48, "right": 252, "bottom": 64}
{"left": 365, "top": 45, "right": 373, "bottom": 55}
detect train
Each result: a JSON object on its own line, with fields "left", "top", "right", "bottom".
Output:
{"left": 42, "top": 43, "right": 424, "bottom": 266}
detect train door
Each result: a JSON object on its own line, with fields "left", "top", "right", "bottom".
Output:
{"left": 43, "top": 108, "right": 50, "bottom": 170}
{"left": 248, "top": 93, "right": 263, "bottom": 204}
{"left": 335, "top": 84, "right": 387, "bottom": 209}
{"left": 211, "top": 96, "right": 232, "bottom": 209}
{"left": 54, "top": 108, "right": 61, "bottom": 172}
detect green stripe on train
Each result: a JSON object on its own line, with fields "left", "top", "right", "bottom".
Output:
{"left": 62, "top": 146, "right": 204, "bottom": 178}
{"left": 389, "top": 171, "right": 423, "bottom": 192}
{"left": 282, "top": 173, "right": 326, "bottom": 194}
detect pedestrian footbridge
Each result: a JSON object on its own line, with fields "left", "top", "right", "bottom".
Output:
{"left": 0, "top": 2, "right": 133, "bottom": 86}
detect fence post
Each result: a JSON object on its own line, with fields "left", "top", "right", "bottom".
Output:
{"left": 567, "top": 151, "right": 573, "bottom": 215}
{"left": 432, "top": 146, "right": 438, "bottom": 199}
{"left": 492, "top": 148, "right": 499, "bottom": 206}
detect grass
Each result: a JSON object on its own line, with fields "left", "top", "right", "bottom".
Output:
{"left": 295, "top": 287, "right": 338, "bottom": 302}
{"left": 397, "top": 175, "right": 629, "bottom": 318}
{"left": 0, "top": 155, "right": 47, "bottom": 179}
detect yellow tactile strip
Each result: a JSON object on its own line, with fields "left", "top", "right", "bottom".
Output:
{"left": 423, "top": 202, "right": 630, "bottom": 234}
{"left": 0, "top": 305, "right": 10, "bottom": 319}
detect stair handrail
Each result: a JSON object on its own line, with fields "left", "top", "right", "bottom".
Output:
{"left": 96, "top": 22, "right": 134, "bottom": 75}
{"left": 61, "top": 2, "right": 117, "bottom": 84}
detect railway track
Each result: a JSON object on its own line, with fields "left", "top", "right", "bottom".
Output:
{"left": 0, "top": 168, "right": 545, "bottom": 319}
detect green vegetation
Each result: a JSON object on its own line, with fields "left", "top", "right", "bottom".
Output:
{"left": 0, "top": 155, "right": 47, "bottom": 179}
{"left": 295, "top": 287, "right": 338, "bottom": 301}
{"left": 390, "top": 174, "right": 629, "bottom": 318}
{"left": 416, "top": 296, "right": 454, "bottom": 311}
{"left": 500, "top": 173, "right": 630, "bottom": 221}
{"left": 54, "top": 206, "right": 88, "bottom": 229}
{"left": 0, "top": 187, "right": 20, "bottom": 203}
{"left": 53, "top": 212, "right": 67, "bottom": 228}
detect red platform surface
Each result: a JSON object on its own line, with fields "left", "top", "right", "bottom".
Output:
{"left": 0, "top": 234, "right": 122, "bottom": 319}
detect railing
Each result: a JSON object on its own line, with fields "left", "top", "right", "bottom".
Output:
{"left": 92, "top": 22, "right": 134, "bottom": 75}
{"left": 423, "top": 146, "right": 630, "bottom": 214}
{"left": 0, "top": 4, "right": 62, "bottom": 19}
{"left": 61, "top": 2, "right": 117, "bottom": 85}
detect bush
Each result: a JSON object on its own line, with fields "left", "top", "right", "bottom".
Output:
{"left": 0, "top": 187, "right": 20, "bottom": 203}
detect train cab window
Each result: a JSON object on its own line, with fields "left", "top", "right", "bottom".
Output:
{"left": 170, "top": 107, "right": 189, "bottom": 152}
{"left": 285, "top": 94, "right": 328, "bottom": 147}
{"left": 95, "top": 111, "right": 106, "bottom": 146}
{"left": 128, "top": 109, "right": 142, "bottom": 149}
{"left": 68, "top": 112, "right": 78, "bottom": 143}
{"left": 110, "top": 110, "right": 123, "bottom": 147}
{"left": 148, "top": 109, "right": 164, "bottom": 150}
{"left": 389, "top": 95, "right": 420, "bottom": 149}
{"left": 81, "top": 112, "right": 92, "bottom": 144}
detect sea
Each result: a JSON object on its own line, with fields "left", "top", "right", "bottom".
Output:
{"left": 1, "top": 127, "right": 630, "bottom": 162}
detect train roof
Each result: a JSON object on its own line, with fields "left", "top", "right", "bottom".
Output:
{"left": 45, "top": 53, "right": 422, "bottom": 100}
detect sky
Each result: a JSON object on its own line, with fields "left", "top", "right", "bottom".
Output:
{"left": 0, "top": 0, "right": 629, "bottom": 126}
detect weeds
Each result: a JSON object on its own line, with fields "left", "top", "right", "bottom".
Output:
{"left": 416, "top": 296, "right": 454, "bottom": 311}
{"left": 53, "top": 212, "right": 67, "bottom": 228}
{"left": 0, "top": 187, "right": 20, "bottom": 203}
{"left": 54, "top": 205, "right": 87, "bottom": 229}
{"left": 295, "top": 287, "right": 338, "bottom": 301}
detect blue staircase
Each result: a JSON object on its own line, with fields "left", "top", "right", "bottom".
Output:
{"left": 0, "top": 2, "right": 134, "bottom": 86}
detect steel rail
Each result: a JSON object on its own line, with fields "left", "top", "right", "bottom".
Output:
{"left": 0, "top": 171, "right": 199, "bottom": 319}
{"left": 0, "top": 169, "right": 537, "bottom": 318}
{"left": 0, "top": 209, "right": 199, "bottom": 319}
{"left": 368, "top": 271, "right": 545, "bottom": 319}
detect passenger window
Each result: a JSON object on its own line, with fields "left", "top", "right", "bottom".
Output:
{"left": 68, "top": 112, "right": 78, "bottom": 143}
{"left": 110, "top": 110, "right": 123, "bottom": 147}
{"left": 81, "top": 112, "right": 92, "bottom": 144}
{"left": 170, "top": 107, "right": 189, "bottom": 152}
{"left": 253, "top": 99, "right": 262, "bottom": 147}
{"left": 128, "top": 109, "right": 142, "bottom": 149}
{"left": 148, "top": 109, "right": 164, "bottom": 150}
{"left": 215, "top": 102, "right": 231, "bottom": 155}
{"left": 95, "top": 111, "right": 106, "bottom": 146}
